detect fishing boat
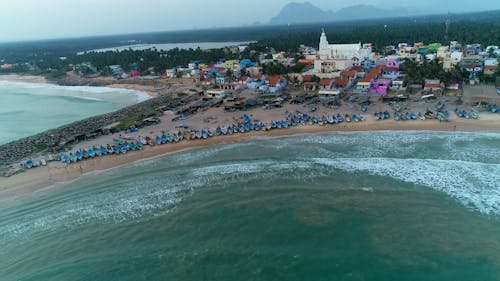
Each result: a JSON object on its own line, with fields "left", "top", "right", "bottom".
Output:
{"left": 383, "top": 111, "right": 390, "bottom": 119}
{"left": 374, "top": 112, "right": 380, "bottom": 120}
{"left": 352, "top": 114, "right": 361, "bottom": 122}
{"left": 60, "top": 153, "right": 70, "bottom": 163}
{"left": 76, "top": 151, "right": 83, "bottom": 161}
{"left": 266, "top": 122, "right": 273, "bottom": 130}
{"left": 69, "top": 153, "right": 78, "bottom": 163}
{"left": 471, "top": 109, "right": 479, "bottom": 119}
{"left": 24, "top": 160, "right": 34, "bottom": 169}
{"left": 361, "top": 104, "right": 368, "bottom": 112}
{"left": 88, "top": 148, "right": 96, "bottom": 158}
{"left": 345, "top": 114, "right": 352, "bottom": 123}
{"left": 207, "top": 129, "right": 214, "bottom": 137}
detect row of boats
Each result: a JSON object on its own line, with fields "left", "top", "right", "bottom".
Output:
{"left": 21, "top": 102, "right": 487, "bottom": 168}
{"left": 455, "top": 108, "right": 479, "bottom": 119}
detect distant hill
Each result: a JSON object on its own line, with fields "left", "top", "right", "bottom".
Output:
{"left": 269, "top": 2, "right": 421, "bottom": 25}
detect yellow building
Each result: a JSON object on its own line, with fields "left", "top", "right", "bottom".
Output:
{"left": 224, "top": 60, "right": 240, "bottom": 70}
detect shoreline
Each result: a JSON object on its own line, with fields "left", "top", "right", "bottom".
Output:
{"left": 1, "top": 118, "right": 500, "bottom": 203}
{"left": 0, "top": 73, "right": 158, "bottom": 98}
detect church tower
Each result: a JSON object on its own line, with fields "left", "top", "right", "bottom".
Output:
{"left": 319, "top": 29, "right": 329, "bottom": 51}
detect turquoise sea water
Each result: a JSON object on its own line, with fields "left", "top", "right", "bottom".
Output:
{"left": 1, "top": 132, "right": 500, "bottom": 280}
{"left": 0, "top": 81, "right": 149, "bottom": 144}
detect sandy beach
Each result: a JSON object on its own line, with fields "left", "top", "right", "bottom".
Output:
{"left": 0, "top": 74, "right": 49, "bottom": 84}
{"left": 1, "top": 114, "right": 500, "bottom": 202}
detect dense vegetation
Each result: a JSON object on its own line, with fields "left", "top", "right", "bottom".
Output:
{"left": 1, "top": 9, "right": 500, "bottom": 78}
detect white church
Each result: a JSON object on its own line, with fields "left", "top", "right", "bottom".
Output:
{"left": 315, "top": 29, "right": 373, "bottom": 73}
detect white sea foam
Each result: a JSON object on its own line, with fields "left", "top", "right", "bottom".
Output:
{"left": 0, "top": 80, "right": 151, "bottom": 102}
{"left": 312, "top": 157, "right": 500, "bottom": 215}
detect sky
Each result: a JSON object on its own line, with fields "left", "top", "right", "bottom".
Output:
{"left": 0, "top": 0, "right": 499, "bottom": 42}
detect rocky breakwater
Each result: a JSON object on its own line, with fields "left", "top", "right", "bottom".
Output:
{"left": 0, "top": 94, "right": 195, "bottom": 177}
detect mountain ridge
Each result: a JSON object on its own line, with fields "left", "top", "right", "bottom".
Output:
{"left": 269, "top": 2, "right": 422, "bottom": 25}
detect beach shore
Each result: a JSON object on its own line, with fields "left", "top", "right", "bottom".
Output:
{"left": 0, "top": 73, "right": 160, "bottom": 98}
{"left": 1, "top": 115, "right": 500, "bottom": 202}
{"left": 0, "top": 74, "right": 48, "bottom": 84}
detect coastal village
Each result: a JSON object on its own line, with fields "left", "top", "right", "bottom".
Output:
{"left": 2, "top": 29, "right": 500, "bottom": 176}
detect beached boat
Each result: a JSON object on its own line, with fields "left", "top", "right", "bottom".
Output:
{"left": 471, "top": 109, "right": 479, "bottom": 119}
{"left": 345, "top": 114, "right": 352, "bottom": 123}
{"left": 60, "top": 153, "right": 69, "bottom": 163}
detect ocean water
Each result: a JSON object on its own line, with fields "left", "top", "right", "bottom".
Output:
{"left": 0, "top": 81, "right": 150, "bottom": 144}
{"left": 1, "top": 132, "right": 500, "bottom": 280}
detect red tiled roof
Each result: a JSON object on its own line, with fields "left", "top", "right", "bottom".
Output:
{"left": 319, "top": 78, "right": 333, "bottom": 86}
{"left": 334, "top": 78, "right": 349, "bottom": 87}
{"left": 359, "top": 76, "right": 374, "bottom": 83}
{"left": 341, "top": 70, "right": 357, "bottom": 78}
{"left": 351, "top": 66, "right": 364, "bottom": 72}
{"left": 267, "top": 75, "right": 282, "bottom": 86}
{"left": 302, "top": 74, "right": 313, "bottom": 82}
{"left": 424, "top": 83, "right": 441, "bottom": 88}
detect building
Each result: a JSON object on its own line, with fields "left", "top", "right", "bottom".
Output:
{"left": 424, "top": 79, "right": 443, "bottom": 93}
{"left": 205, "top": 89, "right": 226, "bottom": 99}
{"left": 484, "top": 58, "right": 499, "bottom": 75}
{"left": 318, "top": 29, "right": 371, "bottom": 60}
{"left": 315, "top": 29, "right": 371, "bottom": 73}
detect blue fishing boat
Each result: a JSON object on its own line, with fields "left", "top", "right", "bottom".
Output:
{"left": 216, "top": 126, "right": 222, "bottom": 136}
{"left": 244, "top": 114, "right": 251, "bottom": 124}
{"left": 490, "top": 104, "right": 498, "bottom": 113}
{"left": 353, "top": 114, "right": 361, "bottom": 122}
{"left": 384, "top": 111, "right": 391, "bottom": 119}
{"left": 207, "top": 129, "right": 214, "bottom": 137}
{"left": 374, "top": 112, "right": 380, "bottom": 120}
{"left": 471, "top": 109, "right": 479, "bottom": 119}
{"left": 221, "top": 126, "right": 228, "bottom": 135}
{"left": 361, "top": 104, "right": 368, "bottom": 112}
{"left": 88, "top": 149, "right": 96, "bottom": 158}
{"left": 202, "top": 130, "right": 208, "bottom": 139}
{"left": 76, "top": 151, "right": 83, "bottom": 161}
{"left": 24, "top": 160, "right": 34, "bottom": 169}
{"left": 60, "top": 153, "right": 69, "bottom": 163}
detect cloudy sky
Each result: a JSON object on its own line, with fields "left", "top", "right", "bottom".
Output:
{"left": 0, "top": 0, "right": 499, "bottom": 42}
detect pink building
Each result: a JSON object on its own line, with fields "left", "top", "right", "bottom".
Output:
{"left": 370, "top": 79, "right": 392, "bottom": 95}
